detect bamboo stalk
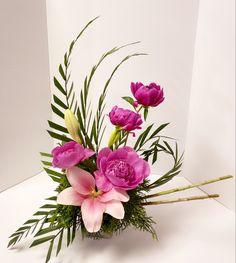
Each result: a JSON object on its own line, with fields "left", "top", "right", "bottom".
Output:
{"left": 144, "top": 175, "right": 233, "bottom": 199}
{"left": 142, "top": 194, "right": 219, "bottom": 206}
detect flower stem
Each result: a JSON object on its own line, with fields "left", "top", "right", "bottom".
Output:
{"left": 142, "top": 194, "right": 219, "bottom": 206}
{"left": 144, "top": 175, "right": 233, "bottom": 199}
{"left": 136, "top": 106, "right": 143, "bottom": 113}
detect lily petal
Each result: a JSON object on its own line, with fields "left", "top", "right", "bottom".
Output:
{"left": 67, "top": 167, "right": 95, "bottom": 195}
{"left": 57, "top": 187, "right": 84, "bottom": 206}
{"left": 105, "top": 200, "right": 125, "bottom": 219}
{"left": 81, "top": 198, "right": 105, "bottom": 233}
{"left": 100, "top": 188, "right": 130, "bottom": 202}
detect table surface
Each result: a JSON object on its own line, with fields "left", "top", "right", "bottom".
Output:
{"left": 0, "top": 173, "right": 235, "bottom": 263}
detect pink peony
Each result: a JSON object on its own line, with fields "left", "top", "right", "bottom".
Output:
{"left": 57, "top": 167, "right": 129, "bottom": 232}
{"left": 109, "top": 106, "right": 142, "bottom": 132}
{"left": 94, "top": 147, "right": 150, "bottom": 191}
{"left": 52, "top": 141, "right": 94, "bottom": 169}
{"left": 131, "top": 82, "right": 165, "bottom": 107}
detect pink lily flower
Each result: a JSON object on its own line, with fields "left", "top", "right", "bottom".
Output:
{"left": 57, "top": 166, "right": 130, "bottom": 233}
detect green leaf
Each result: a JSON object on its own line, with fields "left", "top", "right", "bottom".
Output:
{"left": 155, "top": 143, "right": 168, "bottom": 152}
{"left": 83, "top": 75, "right": 88, "bottom": 102}
{"left": 48, "top": 175, "right": 61, "bottom": 183}
{"left": 174, "top": 142, "right": 179, "bottom": 162}
{"left": 45, "top": 240, "right": 54, "bottom": 263}
{"left": 44, "top": 168, "right": 64, "bottom": 178}
{"left": 35, "top": 225, "right": 61, "bottom": 237}
{"left": 72, "top": 221, "right": 76, "bottom": 242}
{"left": 47, "top": 130, "right": 71, "bottom": 142}
{"left": 40, "top": 204, "right": 57, "bottom": 209}
{"left": 152, "top": 147, "right": 158, "bottom": 164}
{"left": 134, "top": 133, "right": 144, "bottom": 150}
{"left": 56, "top": 230, "right": 64, "bottom": 256}
{"left": 139, "top": 124, "right": 154, "bottom": 148}
{"left": 7, "top": 236, "right": 19, "bottom": 248}
{"left": 17, "top": 226, "right": 30, "bottom": 231}
{"left": 30, "top": 235, "right": 55, "bottom": 247}
{"left": 9, "top": 232, "right": 24, "bottom": 238}
{"left": 51, "top": 104, "right": 65, "bottom": 119}
{"left": 68, "top": 82, "right": 74, "bottom": 99}
{"left": 53, "top": 77, "right": 66, "bottom": 95}
{"left": 53, "top": 95, "right": 68, "bottom": 110}
{"left": 67, "top": 228, "right": 71, "bottom": 246}
{"left": 122, "top": 96, "right": 134, "bottom": 106}
{"left": 76, "top": 107, "right": 85, "bottom": 130}
{"left": 34, "top": 211, "right": 49, "bottom": 216}
{"left": 59, "top": 64, "right": 66, "bottom": 80}
{"left": 73, "top": 101, "right": 78, "bottom": 114}
{"left": 40, "top": 152, "right": 52, "bottom": 158}
{"left": 69, "top": 92, "right": 75, "bottom": 109}
{"left": 163, "top": 140, "right": 174, "bottom": 155}
{"left": 45, "top": 196, "right": 57, "bottom": 201}
{"left": 24, "top": 219, "right": 39, "bottom": 225}
{"left": 149, "top": 123, "right": 169, "bottom": 139}
{"left": 69, "top": 40, "right": 75, "bottom": 54}
{"left": 64, "top": 52, "right": 68, "bottom": 67}
{"left": 48, "top": 120, "right": 68, "bottom": 133}
{"left": 41, "top": 161, "right": 52, "bottom": 166}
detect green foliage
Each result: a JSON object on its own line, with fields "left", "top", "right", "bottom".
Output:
{"left": 87, "top": 50, "right": 145, "bottom": 149}
{"left": 134, "top": 123, "right": 169, "bottom": 151}
{"left": 78, "top": 45, "right": 146, "bottom": 151}
{"left": 122, "top": 96, "right": 135, "bottom": 107}
{"left": 8, "top": 204, "right": 57, "bottom": 249}
{"left": 145, "top": 142, "right": 184, "bottom": 189}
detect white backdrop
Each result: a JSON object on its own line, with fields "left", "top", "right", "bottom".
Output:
{"left": 183, "top": 0, "right": 235, "bottom": 210}
{"left": 0, "top": 0, "right": 52, "bottom": 191}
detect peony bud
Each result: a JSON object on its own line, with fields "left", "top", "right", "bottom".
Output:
{"left": 109, "top": 106, "right": 142, "bottom": 132}
{"left": 64, "top": 109, "right": 81, "bottom": 143}
{"left": 131, "top": 82, "right": 165, "bottom": 107}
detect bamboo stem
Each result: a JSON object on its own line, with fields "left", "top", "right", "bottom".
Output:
{"left": 142, "top": 194, "right": 219, "bottom": 206}
{"left": 144, "top": 175, "right": 233, "bottom": 199}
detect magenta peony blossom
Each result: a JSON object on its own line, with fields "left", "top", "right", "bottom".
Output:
{"left": 109, "top": 106, "right": 142, "bottom": 131}
{"left": 131, "top": 82, "right": 165, "bottom": 107}
{"left": 57, "top": 167, "right": 129, "bottom": 232}
{"left": 52, "top": 141, "right": 94, "bottom": 169}
{"left": 94, "top": 146, "right": 150, "bottom": 191}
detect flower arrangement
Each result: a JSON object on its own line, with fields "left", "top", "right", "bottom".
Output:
{"left": 8, "top": 17, "right": 232, "bottom": 263}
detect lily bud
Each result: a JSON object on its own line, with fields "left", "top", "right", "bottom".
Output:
{"left": 108, "top": 127, "right": 121, "bottom": 148}
{"left": 64, "top": 109, "right": 81, "bottom": 143}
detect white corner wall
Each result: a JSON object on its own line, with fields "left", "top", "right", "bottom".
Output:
{"left": 183, "top": 0, "right": 235, "bottom": 210}
{"left": 0, "top": 0, "right": 52, "bottom": 191}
